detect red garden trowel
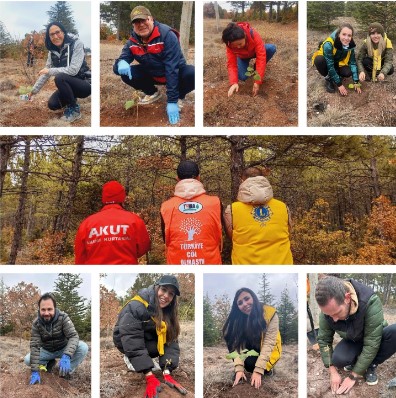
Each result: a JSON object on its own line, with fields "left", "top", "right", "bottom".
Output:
{"left": 307, "top": 302, "right": 319, "bottom": 347}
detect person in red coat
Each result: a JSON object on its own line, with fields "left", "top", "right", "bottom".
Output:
{"left": 75, "top": 181, "right": 150, "bottom": 264}
{"left": 222, "top": 22, "right": 276, "bottom": 97}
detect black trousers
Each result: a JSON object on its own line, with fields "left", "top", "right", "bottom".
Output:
{"left": 331, "top": 324, "right": 396, "bottom": 369}
{"left": 362, "top": 56, "right": 394, "bottom": 76}
{"left": 48, "top": 73, "right": 91, "bottom": 110}
{"left": 313, "top": 55, "right": 352, "bottom": 79}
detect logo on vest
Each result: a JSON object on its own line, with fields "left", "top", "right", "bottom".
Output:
{"left": 178, "top": 201, "right": 203, "bottom": 214}
{"left": 88, "top": 225, "right": 129, "bottom": 239}
{"left": 251, "top": 205, "right": 272, "bottom": 226}
{"left": 179, "top": 218, "right": 202, "bottom": 241}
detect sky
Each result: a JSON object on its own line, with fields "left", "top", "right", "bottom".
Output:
{"left": 101, "top": 273, "right": 138, "bottom": 297}
{"left": 204, "top": 273, "right": 298, "bottom": 305}
{"left": 0, "top": 273, "right": 91, "bottom": 300}
{"left": 0, "top": 1, "right": 91, "bottom": 48}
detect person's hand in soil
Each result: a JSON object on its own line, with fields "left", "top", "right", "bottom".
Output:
{"left": 336, "top": 376, "right": 356, "bottom": 395}
{"left": 359, "top": 72, "right": 366, "bottom": 82}
{"left": 377, "top": 72, "right": 385, "bottom": 81}
{"left": 329, "top": 366, "right": 342, "bottom": 394}
{"left": 29, "top": 371, "right": 41, "bottom": 385}
{"left": 228, "top": 84, "right": 239, "bottom": 97}
{"left": 353, "top": 84, "right": 362, "bottom": 94}
{"left": 338, "top": 85, "right": 348, "bottom": 96}
{"left": 250, "top": 371, "right": 262, "bottom": 389}
{"left": 163, "top": 373, "right": 188, "bottom": 395}
{"left": 252, "top": 83, "right": 260, "bottom": 97}
{"left": 38, "top": 68, "right": 49, "bottom": 76}
{"left": 145, "top": 374, "right": 162, "bottom": 398}
{"left": 233, "top": 370, "right": 247, "bottom": 387}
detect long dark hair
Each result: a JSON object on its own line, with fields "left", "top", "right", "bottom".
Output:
{"left": 45, "top": 21, "right": 70, "bottom": 50}
{"left": 153, "top": 285, "right": 180, "bottom": 342}
{"left": 223, "top": 288, "right": 267, "bottom": 353}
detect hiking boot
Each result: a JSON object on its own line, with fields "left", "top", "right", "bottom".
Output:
{"left": 365, "top": 364, "right": 378, "bottom": 386}
{"left": 325, "top": 76, "right": 336, "bottom": 93}
{"left": 61, "top": 104, "right": 81, "bottom": 123}
{"left": 344, "top": 365, "right": 353, "bottom": 371}
{"left": 264, "top": 368, "right": 275, "bottom": 377}
{"left": 138, "top": 90, "right": 162, "bottom": 105}
{"left": 46, "top": 359, "right": 56, "bottom": 373}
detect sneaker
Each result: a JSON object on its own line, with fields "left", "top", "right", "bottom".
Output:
{"left": 344, "top": 365, "right": 353, "bottom": 371}
{"left": 365, "top": 364, "right": 378, "bottom": 386}
{"left": 138, "top": 90, "right": 162, "bottom": 105}
{"left": 61, "top": 104, "right": 81, "bottom": 123}
{"left": 177, "top": 99, "right": 184, "bottom": 111}
{"left": 325, "top": 76, "right": 336, "bottom": 93}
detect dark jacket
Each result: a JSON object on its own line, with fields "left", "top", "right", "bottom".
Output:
{"left": 318, "top": 279, "right": 385, "bottom": 375}
{"left": 113, "top": 21, "right": 186, "bottom": 103}
{"left": 30, "top": 309, "right": 79, "bottom": 372}
{"left": 113, "top": 285, "right": 180, "bottom": 372}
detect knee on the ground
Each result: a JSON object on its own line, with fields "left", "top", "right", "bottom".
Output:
{"left": 77, "top": 341, "right": 89, "bottom": 357}
{"left": 24, "top": 353, "right": 31, "bottom": 366}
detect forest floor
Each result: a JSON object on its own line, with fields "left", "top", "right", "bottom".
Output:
{"left": 307, "top": 17, "right": 396, "bottom": 127}
{"left": 100, "top": 41, "right": 195, "bottom": 127}
{"left": 0, "top": 336, "right": 91, "bottom": 398}
{"left": 203, "top": 19, "right": 298, "bottom": 127}
{"left": 203, "top": 343, "right": 298, "bottom": 397}
{"left": 100, "top": 321, "right": 195, "bottom": 398}
{"left": 0, "top": 57, "right": 91, "bottom": 127}
{"left": 307, "top": 307, "right": 396, "bottom": 397}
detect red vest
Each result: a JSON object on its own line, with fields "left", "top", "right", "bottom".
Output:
{"left": 160, "top": 194, "right": 222, "bottom": 265}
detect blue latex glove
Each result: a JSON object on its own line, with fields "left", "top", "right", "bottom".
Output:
{"left": 30, "top": 371, "right": 41, "bottom": 385}
{"left": 59, "top": 354, "right": 71, "bottom": 377}
{"left": 167, "top": 103, "right": 180, "bottom": 124}
{"left": 117, "top": 60, "right": 132, "bottom": 80}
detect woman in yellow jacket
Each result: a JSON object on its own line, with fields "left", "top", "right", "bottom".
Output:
{"left": 223, "top": 288, "right": 282, "bottom": 389}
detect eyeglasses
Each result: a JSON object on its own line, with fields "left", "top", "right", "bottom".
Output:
{"left": 49, "top": 30, "right": 63, "bottom": 38}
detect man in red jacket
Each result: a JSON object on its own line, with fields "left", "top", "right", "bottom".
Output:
{"left": 75, "top": 181, "right": 150, "bottom": 264}
{"left": 222, "top": 22, "right": 276, "bottom": 97}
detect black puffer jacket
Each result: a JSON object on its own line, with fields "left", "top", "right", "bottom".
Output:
{"left": 30, "top": 309, "right": 79, "bottom": 371}
{"left": 113, "top": 285, "right": 180, "bottom": 372}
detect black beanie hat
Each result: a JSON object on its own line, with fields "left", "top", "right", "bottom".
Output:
{"left": 368, "top": 23, "right": 385, "bottom": 37}
{"left": 177, "top": 161, "right": 200, "bottom": 180}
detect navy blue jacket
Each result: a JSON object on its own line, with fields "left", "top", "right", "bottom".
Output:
{"left": 113, "top": 21, "right": 186, "bottom": 103}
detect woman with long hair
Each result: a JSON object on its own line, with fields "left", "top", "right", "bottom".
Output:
{"left": 223, "top": 288, "right": 282, "bottom": 390}
{"left": 29, "top": 21, "right": 91, "bottom": 122}
{"left": 113, "top": 275, "right": 187, "bottom": 398}
{"left": 312, "top": 22, "right": 361, "bottom": 96}
{"left": 357, "top": 22, "right": 394, "bottom": 82}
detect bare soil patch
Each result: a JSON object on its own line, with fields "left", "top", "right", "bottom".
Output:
{"left": 203, "top": 343, "right": 298, "bottom": 397}
{"left": 307, "top": 20, "right": 396, "bottom": 127}
{"left": 0, "top": 58, "right": 91, "bottom": 127}
{"left": 100, "top": 41, "right": 195, "bottom": 127}
{"left": 307, "top": 308, "right": 396, "bottom": 397}
{"left": 0, "top": 336, "right": 91, "bottom": 398}
{"left": 100, "top": 321, "right": 195, "bottom": 398}
{"left": 204, "top": 19, "right": 298, "bottom": 127}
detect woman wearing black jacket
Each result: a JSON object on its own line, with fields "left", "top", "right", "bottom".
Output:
{"left": 29, "top": 22, "right": 91, "bottom": 123}
{"left": 113, "top": 275, "right": 187, "bottom": 398}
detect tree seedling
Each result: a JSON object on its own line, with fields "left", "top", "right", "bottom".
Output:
{"left": 348, "top": 83, "right": 361, "bottom": 89}
{"left": 245, "top": 66, "right": 261, "bottom": 81}
{"left": 18, "top": 86, "right": 33, "bottom": 94}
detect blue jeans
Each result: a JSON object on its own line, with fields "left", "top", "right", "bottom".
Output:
{"left": 24, "top": 341, "right": 88, "bottom": 372}
{"left": 237, "top": 44, "right": 276, "bottom": 81}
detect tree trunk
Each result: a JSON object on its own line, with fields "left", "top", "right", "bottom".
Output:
{"left": 180, "top": 2, "right": 193, "bottom": 60}
{"left": 179, "top": 136, "right": 187, "bottom": 161}
{"left": 9, "top": 139, "right": 31, "bottom": 264}
{"left": 308, "top": 274, "right": 320, "bottom": 329}
{"left": 229, "top": 137, "right": 245, "bottom": 201}
{"left": 214, "top": 2, "right": 220, "bottom": 32}
{"left": 367, "top": 136, "right": 381, "bottom": 198}
{"left": 116, "top": 3, "right": 121, "bottom": 41}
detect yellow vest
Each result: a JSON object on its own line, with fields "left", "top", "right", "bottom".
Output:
{"left": 262, "top": 305, "right": 282, "bottom": 371}
{"left": 312, "top": 36, "right": 351, "bottom": 66}
{"left": 231, "top": 198, "right": 293, "bottom": 265}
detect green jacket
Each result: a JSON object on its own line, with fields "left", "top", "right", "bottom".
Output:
{"left": 357, "top": 38, "right": 394, "bottom": 76}
{"left": 318, "top": 279, "right": 386, "bottom": 375}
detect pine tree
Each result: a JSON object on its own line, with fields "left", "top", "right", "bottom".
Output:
{"left": 127, "top": 273, "right": 162, "bottom": 299}
{"left": 47, "top": 1, "right": 78, "bottom": 35}
{"left": 203, "top": 294, "right": 220, "bottom": 346}
{"left": 307, "top": 2, "right": 345, "bottom": 31}
{"left": 53, "top": 273, "right": 87, "bottom": 335}
{"left": 258, "top": 274, "right": 275, "bottom": 306}
{"left": 277, "top": 286, "right": 298, "bottom": 344}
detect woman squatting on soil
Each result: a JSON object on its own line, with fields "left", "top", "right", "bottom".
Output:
{"left": 357, "top": 22, "right": 394, "bottom": 83}
{"left": 113, "top": 275, "right": 188, "bottom": 398}
{"left": 223, "top": 288, "right": 282, "bottom": 390}
{"left": 29, "top": 22, "right": 91, "bottom": 123}
{"left": 312, "top": 23, "right": 361, "bottom": 96}
{"left": 222, "top": 22, "right": 276, "bottom": 98}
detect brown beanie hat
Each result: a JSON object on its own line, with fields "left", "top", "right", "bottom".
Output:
{"left": 368, "top": 23, "right": 385, "bottom": 37}
{"left": 102, "top": 181, "right": 126, "bottom": 204}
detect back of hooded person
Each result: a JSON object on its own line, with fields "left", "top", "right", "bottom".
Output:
{"left": 160, "top": 161, "right": 222, "bottom": 265}
{"left": 225, "top": 174, "right": 293, "bottom": 265}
